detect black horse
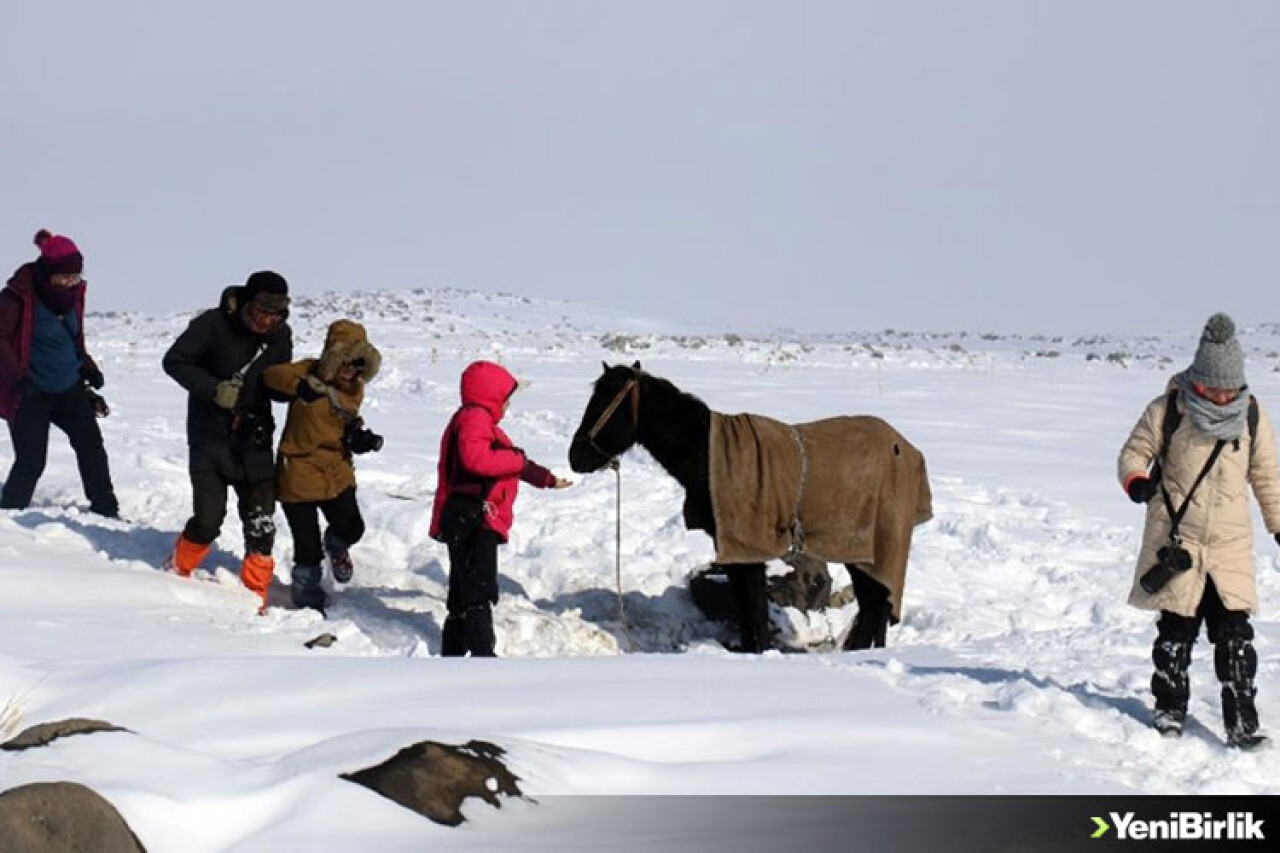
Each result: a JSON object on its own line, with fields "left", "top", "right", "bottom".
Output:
{"left": 568, "top": 361, "right": 919, "bottom": 653}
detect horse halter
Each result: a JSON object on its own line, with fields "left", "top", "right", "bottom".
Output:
{"left": 584, "top": 377, "right": 640, "bottom": 462}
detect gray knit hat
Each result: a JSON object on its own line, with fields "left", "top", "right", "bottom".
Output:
{"left": 1188, "top": 312, "right": 1246, "bottom": 389}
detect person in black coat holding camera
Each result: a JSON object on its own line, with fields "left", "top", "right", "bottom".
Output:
{"left": 1118, "top": 313, "right": 1280, "bottom": 749}
{"left": 162, "top": 271, "right": 293, "bottom": 610}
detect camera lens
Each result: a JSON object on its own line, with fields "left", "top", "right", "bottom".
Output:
{"left": 1140, "top": 545, "right": 1193, "bottom": 594}
{"left": 1140, "top": 563, "right": 1174, "bottom": 595}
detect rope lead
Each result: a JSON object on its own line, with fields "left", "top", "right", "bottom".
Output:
{"left": 609, "top": 458, "right": 634, "bottom": 652}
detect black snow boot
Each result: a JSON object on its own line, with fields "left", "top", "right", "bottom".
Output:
{"left": 463, "top": 605, "right": 496, "bottom": 657}
{"left": 290, "top": 563, "right": 327, "bottom": 615}
{"left": 1217, "top": 635, "right": 1268, "bottom": 750}
{"left": 324, "top": 528, "right": 354, "bottom": 584}
{"left": 1151, "top": 637, "right": 1193, "bottom": 737}
{"left": 441, "top": 615, "right": 467, "bottom": 657}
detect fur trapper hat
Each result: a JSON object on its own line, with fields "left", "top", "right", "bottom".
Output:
{"left": 316, "top": 319, "right": 381, "bottom": 383}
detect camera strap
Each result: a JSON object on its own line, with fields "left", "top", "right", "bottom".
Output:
{"left": 323, "top": 386, "right": 360, "bottom": 426}
{"left": 232, "top": 343, "right": 270, "bottom": 385}
{"left": 228, "top": 343, "right": 271, "bottom": 433}
{"left": 1160, "top": 439, "right": 1226, "bottom": 544}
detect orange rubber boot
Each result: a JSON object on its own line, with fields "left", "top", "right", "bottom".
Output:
{"left": 164, "top": 534, "right": 211, "bottom": 577}
{"left": 240, "top": 553, "right": 275, "bottom": 610}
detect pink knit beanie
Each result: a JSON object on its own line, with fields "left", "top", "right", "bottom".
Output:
{"left": 34, "top": 229, "right": 84, "bottom": 275}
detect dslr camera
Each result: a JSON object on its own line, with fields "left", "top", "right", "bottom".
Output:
{"left": 1139, "top": 543, "right": 1193, "bottom": 594}
{"left": 86, "top": 388, "right": 110, "bottom": 418}
{"left": 234, "top": 410, "right": 274, "bottom": 452}
{"left": 343, "top": 418, "right": 384, "bottom": 455}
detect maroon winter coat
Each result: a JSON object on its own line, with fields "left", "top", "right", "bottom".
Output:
{"left": 430, "top": 361, "right": 557, "bottom": 542}
{"left": 0, "top": 263, "right": 99, "bottom": 422}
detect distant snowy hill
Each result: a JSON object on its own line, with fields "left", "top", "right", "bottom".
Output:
{"left": 1, "top": 288, "right": 1276, "bottom": 850}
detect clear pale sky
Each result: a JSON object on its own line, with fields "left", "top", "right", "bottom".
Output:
{"left": 3, "top": 2, "right": 1276, "bottom": 334}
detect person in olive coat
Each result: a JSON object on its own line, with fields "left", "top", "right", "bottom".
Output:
{"left": 161, "top": 271, "right": 293, "bottom": 609}
{"left": 263, "top": 319, "right": 382, "bottom": 613}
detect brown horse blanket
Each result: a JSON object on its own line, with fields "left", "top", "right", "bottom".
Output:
{"left": 708, "top": 412, "right": 933, "bottom": 619}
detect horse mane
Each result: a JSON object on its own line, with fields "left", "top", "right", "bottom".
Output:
{"left": 634, "top": 371, "right": 715, "bottom": 533}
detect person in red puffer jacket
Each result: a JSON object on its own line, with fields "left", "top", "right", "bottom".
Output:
{"left": 430, "top": 360, "right": 571, "bottom": 656}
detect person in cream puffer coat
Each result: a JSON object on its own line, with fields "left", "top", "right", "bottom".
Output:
{"left": 1118, "top": 313, "right": 1280, "bottom": 749}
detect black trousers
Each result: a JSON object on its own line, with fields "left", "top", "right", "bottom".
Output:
{"left": 281, "top": 486, "right": 365, "bottom": 566}
{"left": 182, "top": 463, "right": 277, "bottom": 555}
{"left": 1156, "top": 577, "right": 1251, "bottom": 646}
{"left": 1, "top": 384, "right": 117, "bottom": 516}
{"left": 1152, "top": 577, "right": 1254, "bottom": 714}
{"left": 443, "top": 528, "right": 501, "bottom": 657}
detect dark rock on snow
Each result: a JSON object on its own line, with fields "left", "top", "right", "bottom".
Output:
{"left": 2, "top": 718, "right": 130, "bottom": 752}
{"left": 690, "top": 554, "right": 835, "bottom": 626}
{"left": 342, "top": 739, "right": 523, "bottom": 827}
{"left": 0, "top": 781, "right": 146, "bottom": 853}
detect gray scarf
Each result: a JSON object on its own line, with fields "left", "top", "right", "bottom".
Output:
{"left": 1175, "top": 372, "right": 1249, "bottom": 441}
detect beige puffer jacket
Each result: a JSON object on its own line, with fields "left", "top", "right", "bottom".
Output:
{"left": 1117, "top": 387, "right": 1280, "bottom": 616}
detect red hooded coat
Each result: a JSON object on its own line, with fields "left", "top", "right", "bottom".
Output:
{"left": 430, "top": 361, "right": 556, "bottom": 541}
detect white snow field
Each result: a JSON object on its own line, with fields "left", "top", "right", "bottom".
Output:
{"left": 1, "top": 289, "right": 1277, "bottom": 850}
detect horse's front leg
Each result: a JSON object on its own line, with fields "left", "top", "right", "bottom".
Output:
{"left": 843, "top": 565, "right": 890, "bottom": 650}
{"left": 727, "top": 562, "right": 770, "bottom": 653}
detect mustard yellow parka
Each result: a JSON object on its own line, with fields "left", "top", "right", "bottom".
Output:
{"left": 263, "top": 320, "right": 381, "bottom": 504}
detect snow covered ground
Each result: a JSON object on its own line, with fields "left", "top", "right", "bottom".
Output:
{"left": 2, "top": 289, "right": 1278, "bottom": 850}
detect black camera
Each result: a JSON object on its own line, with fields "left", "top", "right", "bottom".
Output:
{"left": 343, "top": 418, "right": 384, "bottom": 455}
{"left": 1139, "top": 544, "right": 1193, "bottom": 594}
{"left": 86, "top": 388, "right": 110, "bottom": 418}
{"left": 235, "top": 410, "right": 274, "bottom": 452}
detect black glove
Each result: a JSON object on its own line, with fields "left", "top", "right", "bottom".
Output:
{"left": 82, "top": 365, "right": 105, "bottom": 390}
{"left": 347, "top": 427, "right": 384, "bottom": 455}
{"left": 86, "top": 389, "right": 110, "bottom": 418}
{"left": 14, "top": 376, "right": 38, "bottom": 398}
{"left": 1127, "top": 477, "right": 1157, "bottom": 504}
{"left": 295, "top": 376, "right": 326, "bottom": 403}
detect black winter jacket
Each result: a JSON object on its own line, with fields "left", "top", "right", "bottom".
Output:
{"left": 163, "top": 286, "right": 292, "bottom": 480}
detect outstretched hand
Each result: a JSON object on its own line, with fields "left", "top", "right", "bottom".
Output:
{"left": 552, "top": 477, "right": 574, "bottom": 489}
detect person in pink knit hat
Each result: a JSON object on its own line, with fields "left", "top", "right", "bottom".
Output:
{"left": 0, "top": 230, "right": 118, "bottom": 517}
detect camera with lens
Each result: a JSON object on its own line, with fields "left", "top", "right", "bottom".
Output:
{"left": 343, "top": 418, "right": 384, "bottom": 455}
{"left": 1139, "top": 543, "right": 1193, "bottom": 594}
{"left": 86, "top": 388, "right": 110, "bottom": 419}
{"left": 234, "top": 410, "right": 274, "bottom": 452}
